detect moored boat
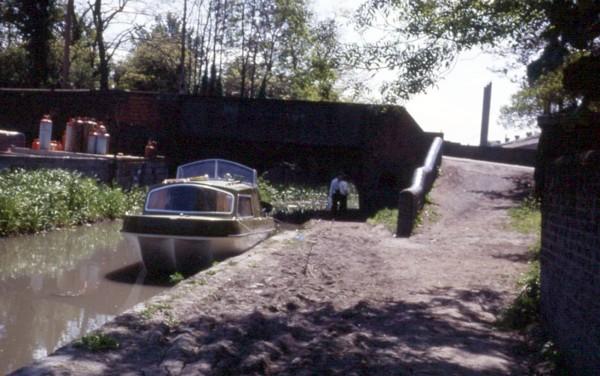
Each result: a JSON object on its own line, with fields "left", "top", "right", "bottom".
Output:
{"left": 122, "top": 159, "right": 275, "bottom": 274}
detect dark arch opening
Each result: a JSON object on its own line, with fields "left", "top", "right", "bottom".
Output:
{"left": 259, "top": 163, "right": 364, "bottom": 224}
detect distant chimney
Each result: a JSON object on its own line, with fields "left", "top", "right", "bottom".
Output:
{"left": 480, "top": 82, "right": 492, "bottom": 147}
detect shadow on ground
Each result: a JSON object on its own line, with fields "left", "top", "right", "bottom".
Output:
{"left": 274, "top": 208, "right": 370, "bottom": 225}
{"left": 470, "top": 173, "right": 534, "bottom": 203}
{"left": 20, "top": 288, "right": 526, "bottom": 375}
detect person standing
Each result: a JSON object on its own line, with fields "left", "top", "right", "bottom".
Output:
{"left": 328, "top": 173, "right": 349, "bottom": 215}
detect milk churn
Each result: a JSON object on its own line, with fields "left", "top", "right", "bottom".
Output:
{"left": 96, "top": 133, "right": 110, "bottom": 154}
{"left": 82, "top": 118, "right": 95, "bottom": 152}
{"left": 64, "top": 118, "right": 77, "bottom": 152}
{"left": 87, "top": 131, "right": 98, "bottom": 153}
{"left": 38, "top": 115, "right": 53, "bottom": 151}
{"left": 76, "top": 117, "right": 85, "bottom": 151}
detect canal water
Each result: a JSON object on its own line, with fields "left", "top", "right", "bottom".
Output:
{"left": 0, "top": 221, "right": 169, "bottom": 374}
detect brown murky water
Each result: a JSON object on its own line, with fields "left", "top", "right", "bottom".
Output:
{"left": 0, "top": 221, "right": 169, "bottom": 374}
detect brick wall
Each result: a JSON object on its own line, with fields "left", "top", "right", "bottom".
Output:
{"left": 0, "top": 89, "right": 436, "bottom": 213}
{"left": 540, "top": 150, "right": 600, "bottom": 375}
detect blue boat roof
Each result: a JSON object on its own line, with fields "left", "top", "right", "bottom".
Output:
{"left": 176, "top": 159, "right": 258, "bottom": 186}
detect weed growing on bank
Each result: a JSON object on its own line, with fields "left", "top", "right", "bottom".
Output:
{"left": 169, "top": 272, "right": 185, "bottom": 284}
{"left": 367, "top": 208, "right": 398, "bottom": 232}
{"left": 501, "top": 196, "right": 567, "bottom": 373}
{"left": 0, "top": 169, "right": 145, "bottom": 236}
{"left": 501, "top": 196, "right": 542, "bottom": 329}
{"left": 508, "top": 195, "right": 541, "bottom": 234}
{"left": 76, "top": 333, "right": 119, "bottom": 352}
{"left": 415, "top": 194, "right": 439, "bottom": 228}
{"left": 367, "top": 195, "right": 438, "bottom": 233}
{"left": 499, "top": 242, "right": 541, "bottom": 329}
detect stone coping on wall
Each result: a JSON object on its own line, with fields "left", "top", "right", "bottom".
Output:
{"left": 3, "top": 147, "right": 163, "bottom": 162}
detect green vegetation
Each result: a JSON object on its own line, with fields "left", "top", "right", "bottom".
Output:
{"left": 140, "top": 300, "right": 178, "bottom": 326}
{"left": 258, "top": 177, "right": 359, "bottom": 214}
{"left": 501, "top": 196, "right": 542, "bottom": 329}
{"left": 141, "top": 302, "right": 172, "bottom": 320}
{"left": 169, "top": 272, "right": 184, "bottom": 284}
{"left": 352, "top": 0, "right": 599, "bottom": 114}
{"left": 367, "top": 208, "right": 397, "bottom": 233}
{"left": 499, "top": 243, "right": 541, "bottom": 329}
{"left": 508, "top": 196, "right": 541, "bottom": 234}
{"left": 188, "top": 278, "right": 207, "bottom": 286}
{"left": 76, "top": 333, "right": 119, "bottom": 352}
{"left": 0, "top": 169, "right": 145, "bottom": 236}
{"left": 1, "top": 1, "right": 343, "bottom": 100}
{"left": 367, "top": 195, "right": 438, "bottom": 233}
{"left": 415, "top": 195, "right": 439, "bottom": 228}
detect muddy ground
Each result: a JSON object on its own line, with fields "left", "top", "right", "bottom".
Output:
{"left": 14, "top": 157, "right": 538, "bottom": 375}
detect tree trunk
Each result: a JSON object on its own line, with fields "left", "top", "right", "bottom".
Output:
{"left": 61, "top": 0, "right": 74, "bottom": 88}
{"left": 249, "top": 43, "right": 259, "bottom": 98}
{"left": 93, "top": 0, "right": 109, "bottom": 91}
{"left": 178, "top": 0, "right": 188, "bottom": 94}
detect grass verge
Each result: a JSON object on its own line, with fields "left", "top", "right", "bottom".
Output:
{"left": 367, "top": 195, "right": 439, "bottom": 233}
{"left": 367, "top": 208, "right": 398, "bottom": 232}
{"left": 500, "top": 195, "right": 568, "bottom": 373}
{"left": 500, "top": 195, "right": 542, "bottom": 329}
{"left": 0, "top": 169, "right": 145, "bottom": 236}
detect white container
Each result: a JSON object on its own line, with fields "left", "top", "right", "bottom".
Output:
{"left": 87, "top": 132, "right": 98, "bottom": 153}
{"left": 38, "top": 116, "right": 53, "bottom": 151}
{"left": 96, "top": 133, "right": 109, "bottom": 154}
{"left": 64, "top": 119, "right": 78, "bottom": 152}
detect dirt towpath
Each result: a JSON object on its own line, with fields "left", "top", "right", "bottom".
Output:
{"left": 14, "top": 157, "right": 537, "bottom": 375}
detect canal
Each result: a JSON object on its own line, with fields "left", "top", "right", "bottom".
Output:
{"left": 0, "top": 221, "right": 170, "bottom": 374}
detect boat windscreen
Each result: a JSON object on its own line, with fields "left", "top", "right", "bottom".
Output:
{"left": 176, "top": 159, "right": 257, "bottom": 185}
{"left": 145, "top": 185, "right": 233, "bottom": 214}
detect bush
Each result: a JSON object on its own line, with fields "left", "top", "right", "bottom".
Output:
{"left": 0, "top": 169, "right": 145, "bottom": 236}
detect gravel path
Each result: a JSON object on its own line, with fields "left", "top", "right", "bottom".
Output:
{"left": 14, "top": 157, "right": 537, "bottom": 375}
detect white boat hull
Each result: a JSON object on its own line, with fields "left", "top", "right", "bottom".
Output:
{"left": 123, "top": 229, "right": 272, "bottom": 274}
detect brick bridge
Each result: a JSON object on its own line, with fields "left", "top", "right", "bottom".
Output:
{"left": 0, "top": 89, "right": 437, "bottom": 213}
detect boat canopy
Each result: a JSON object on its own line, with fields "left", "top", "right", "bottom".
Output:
{"left": 176, "top": 159, "right": 258, "bottom": 186}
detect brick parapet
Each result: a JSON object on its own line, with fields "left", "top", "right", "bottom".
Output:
{"left": 540, "top": 150, "right": 600, "bottom": 375}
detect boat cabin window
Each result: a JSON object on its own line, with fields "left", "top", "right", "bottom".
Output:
{"left": 145, "top": 185, "right": 233, "bottom": 214}
{"left": 238, "top": 195, "right": 253, "bottom": 217}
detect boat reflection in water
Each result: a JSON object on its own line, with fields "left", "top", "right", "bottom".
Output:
{"left": 122, "top": 159, "right": 275, "bottom": 275}
{"left": 0, "top": 222, "right": 168, "bottom": 374}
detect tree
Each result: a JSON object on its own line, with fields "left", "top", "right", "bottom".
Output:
{"left": 115, "top": 13, "right": 181, "bottom": 91}
{"left": 60, "top": 0, "right": 75, "bottom": 87}
{"left": 2, "top": 0, "right": 62, "bottom": 87}
{"left": 218, "top": 0, "right": 341, "bottom": 100}
{"left": 89, "top": 0, "right": 134, "bottom": 90}
{"left": 350, "top": 0, "right": 598, "bottom": 106}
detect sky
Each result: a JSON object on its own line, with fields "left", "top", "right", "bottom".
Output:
{"left": 312, "top": 0, "right": 525, "bottom": 146}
